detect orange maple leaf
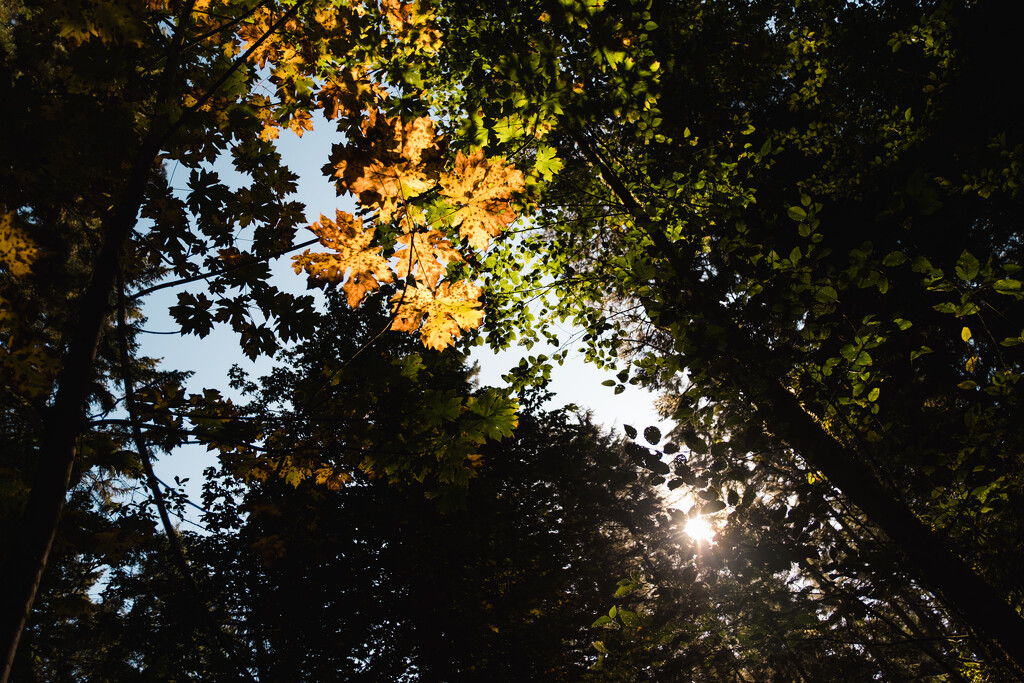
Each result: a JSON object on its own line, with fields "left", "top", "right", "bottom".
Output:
{"left": 237, "top": 8, "right": 277, "bottom": 69}
{"left": 393, "top": 229, "right": 464, "bottom": 287}
{"left": 288, "top": 109, "right": 314, "bottom": 137}
{"left": 439, "top": 150, "right": 525, "bottom": 250}
{"left": 292, "top": 211, "right": 391, "bottom": 307}
{"left": 328, "top": 110, "right": 443, "bottom": 216}
{"left": 380, "top": 0, "right": 442, "bottom": 53}
{"left": 316, "top": 67, "right": 383, "bottom": 120}
{"left": 391, "top": 280, "right": 484, "bottom": 350}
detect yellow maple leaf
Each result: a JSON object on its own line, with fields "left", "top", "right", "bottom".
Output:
{"left": 439, "top": 150, "right": 525, "bottom": 250}
{"left": 237, "top": 8, "right": 276, "bottom": 68}
{"left": 288, "top": 109, "right": 314, "bottom": 137}
{"left": 314, "top": 5, "right": 339, "bottom": 30}
{"left": 393, "top": 230, "right": 463, "bottom": 288}
{"left": 292, "top": 211, "right": 391, "bottom": 307}
{"left": 329, "top": 110, "right": 442, "bottom": 215}
{"left": 391, "top": 280, "right": 484, "bottom": 350}
{"left": 0, "top": 212, "right": 39, "bottom": 278}
{"left": 381, "top": 0, "right": 442, "bottom": 53}
{"left": 260, "top": 121, "right": 281, "bottom": 141}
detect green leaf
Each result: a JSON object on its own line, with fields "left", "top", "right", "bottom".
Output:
{"left": 465, "top": 391, "right": 519, "bottom": 442}
{"left": 423, "top": 392, "right": 464, "bottom": 427}
{"left": 685, "top": 435, "right": 709, "bottom": 453}
{"left": 882, "top": 251, "right": 907, "bottom": 267}
{"left": 787, "top": 206, "right": 807, "bottom": 221}
{"left": 534, "top": 145, "right": 564, "bottom": 181}
{"left": 911, "top": 346, "right": 933, "bottom": 361}
{"left": 955, "top": 251, "right": 980, "bottom": 281}
{"left": 993, "top": 278, "right": 1022, "bottom": 294}
{"left": 814, "top": 285, "right": 838, "bottom": 303}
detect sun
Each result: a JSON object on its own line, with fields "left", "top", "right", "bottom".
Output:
{"left": 684, "top": 515, "right": 717, "bottom": 543}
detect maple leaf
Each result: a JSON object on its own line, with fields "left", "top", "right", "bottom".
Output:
{"left": 292, "top": 211, "right": 391, "bottom": 308}
{"left": 381, "top": 0, "right": 442, "bottom": 53}
{"left": 465, "top": 390, "right": 520, "bottom": 443}
{"left": 288, "top": 109, "right": 314, "bottom": 137}
{"left": 0, "top": 321, "right": 59, "bottom": 400}
{"left": 317, "top": 68, "right": 382, "bottom": 120}
{"left": 391, "top": 280, "right": 484, "bottom": 350}
{"left": 217, "top": 246, "right": 246, "bottom": 266}
{"left": 439, "top": 150, "right": 525, "bottom": 250}
{"left": 393, "top": 229, "right": 464, "bottom": 288}
{"left": 534, "top": 144, "right": 564, "bottom": 181}
{"left": 237, "top": 8, "right": 277, "bottom": 69}
{"left": 328, "top": 110, "right": 443, "bottom": 216}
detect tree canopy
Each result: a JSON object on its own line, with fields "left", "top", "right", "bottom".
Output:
{"left": 2, "top": 0, "right": 1023, "bottom": 679}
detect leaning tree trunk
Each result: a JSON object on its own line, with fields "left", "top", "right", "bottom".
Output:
{"left": 574, "top": 130, "right": 1024, "bottom": 675}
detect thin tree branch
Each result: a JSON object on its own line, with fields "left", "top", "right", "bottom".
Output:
{"left": 117, "top": 272, "right": 257, "bottom": 682}
{"left": 129, "top": 237, "right": 318, "bottom": 301}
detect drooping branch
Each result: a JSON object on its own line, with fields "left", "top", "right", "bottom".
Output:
{"left": 158, "top": 0, "right": 308, "bottom": 150}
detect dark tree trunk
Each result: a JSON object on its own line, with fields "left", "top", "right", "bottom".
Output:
{"left": 0, "top": 133, "right": 161, "bottom": 683}
{"left": 575, "top": 129, "right": 1024, "bottom": 675}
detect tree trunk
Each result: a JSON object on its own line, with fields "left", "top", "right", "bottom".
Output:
{"left": 575, "top": 130, "right": 1024, "bottom": 674}
{"left": 0, "top": 134, "right": 160, "bottom": 683}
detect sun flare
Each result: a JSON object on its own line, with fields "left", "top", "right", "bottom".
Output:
{"left": 684, "top": 515, "right": 716, "bottom": 543}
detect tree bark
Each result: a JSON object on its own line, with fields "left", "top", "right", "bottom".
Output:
{"left": 0, "top": 132, "right": 162, "bottom": 683}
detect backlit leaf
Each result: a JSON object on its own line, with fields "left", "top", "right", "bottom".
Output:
{"left": 391, "top": 280, "right": 485, "bottom": 350}
{"left": 0, "top": 213, "right": 38, "bottom": 278}
{"left": 292, "top": 211, "right": 391, "bottom": 308}
{"left": 440, "top": 150, "right": 525, "bottom": 250}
